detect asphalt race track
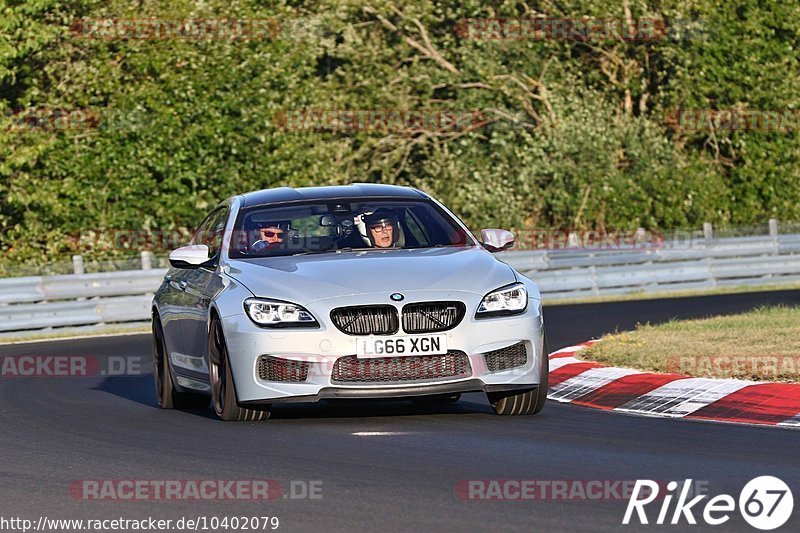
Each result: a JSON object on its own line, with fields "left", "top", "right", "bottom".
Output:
{"left": 1, "top": 290, "right": 799, "bottom": 532}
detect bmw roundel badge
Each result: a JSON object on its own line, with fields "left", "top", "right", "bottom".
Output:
{"left": 390, "top": 293, "right": 404, "bottom": 302}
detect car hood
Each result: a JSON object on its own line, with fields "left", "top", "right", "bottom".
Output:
{"left": 225, "top": 247, "right": 517, "bottom": 305}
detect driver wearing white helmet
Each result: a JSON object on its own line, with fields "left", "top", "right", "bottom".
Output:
{"left": 362, "top": 208, "right": 401, "bottom": 248}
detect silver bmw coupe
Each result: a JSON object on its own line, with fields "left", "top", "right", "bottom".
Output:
{"left": 151, "top": 184, "right": 547, "bottom": 421}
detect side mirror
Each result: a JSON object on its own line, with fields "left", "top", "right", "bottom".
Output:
{"left": 169, "top": 244, "right": 210, "bottom": 269}
{"left": 480, "top": 229, "right": 515, "bottom": 252}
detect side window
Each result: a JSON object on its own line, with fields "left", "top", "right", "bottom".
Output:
{"left": 192, "top": 212, "right": 215, "bottom": 247}
{"left": 192, "top": 208, "right": 229, "bottom": 259}
{"left": 206, "top": 208, "right": 229, "bottom": 258}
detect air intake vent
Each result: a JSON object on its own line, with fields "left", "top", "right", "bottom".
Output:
{"left": 257, "top": 356, "right": 309, "bottom": 382}
{"left": 331, "top": 351, "right": 471, "bottom": 384}
{"left": 484, "top": 342, "right": 528, "bottom": 372}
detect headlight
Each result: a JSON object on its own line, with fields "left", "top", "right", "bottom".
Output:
{"left": 476, "top": 283, "right": 528, "bottom": 318}
{"left": 244, "top": 298, "right": 319, "bottom": 328}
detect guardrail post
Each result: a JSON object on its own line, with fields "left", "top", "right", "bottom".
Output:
{"left": 703, "top": 222, "right": 713, "bottom": 241}
{"left": 72, "top": 255, "right": 85, "bottom": 275}
{"left": 769, "top": 218, "right": 779, "bottom": 236}
{"left": 141, "top": 251, "right": 153, "bottom": 270}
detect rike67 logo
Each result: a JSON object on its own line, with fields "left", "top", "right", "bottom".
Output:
{"left": 624, "top": 477, "right": 793, "bottom": 530}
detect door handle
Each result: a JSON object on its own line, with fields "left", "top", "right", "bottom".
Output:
{"left": 179, "top": 280, "right": 188, "bottom": 290}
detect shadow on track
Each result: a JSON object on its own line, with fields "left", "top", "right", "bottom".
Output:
{"left": 267, "top": 396, "right": 494, "bottom": 420}
{"left": 91, "top": 374, "right": 495, "bottom": 420}
{"left": 91, "top": 375, "right": 155, "bottom": 407}
{"left": 91, "top": 375, "right": 217, "bottom": 420}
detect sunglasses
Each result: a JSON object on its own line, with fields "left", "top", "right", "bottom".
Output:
{"left": 370, "top": 223, "right": 393, "bottom": 234}
{"left": 263, "top": 230, "right": 284, "bottom": 238}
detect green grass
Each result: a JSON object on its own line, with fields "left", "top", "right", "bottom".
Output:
{"left": 583, "top": 305, "right": 800, "bottom": 382}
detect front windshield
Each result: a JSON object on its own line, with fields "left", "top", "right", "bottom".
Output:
{"left": 229, "top": 198, "right": 473, "bottom": 258}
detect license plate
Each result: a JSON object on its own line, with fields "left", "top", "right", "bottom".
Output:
{"left": 356, "top": 334, "right": 448, "bottom": 358}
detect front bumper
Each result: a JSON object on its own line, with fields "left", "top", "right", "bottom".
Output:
{"left": 239, "top": 380, "right": 536, "bottom": 405}
{"left": 222, "top": 290, "right": 545, "bottom": 403}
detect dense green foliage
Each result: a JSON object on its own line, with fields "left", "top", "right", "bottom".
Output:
{"left": 2, "top": 0, "right": 799, "bottom": 269}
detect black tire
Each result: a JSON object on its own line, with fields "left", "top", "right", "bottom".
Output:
{"left": 151, "top": 317, "right": 210, "bottom": 410}
{"left": 487, "top": 335, "right": 549, "bottom": 416}
{"left": 411, "top": 393, "right": 462, "bottom": 404}
{"left": 209, "top": 319, "right": 270, "bottom": 422}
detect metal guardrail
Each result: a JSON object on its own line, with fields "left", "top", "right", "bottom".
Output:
{"left": 0, "top": 269, "right": 166, "bottom": 334}
{"left": 499, "top": 233, "right": 800, "bottom": 300}
{"left": 1, "top": 233, "right": 799, "bottom": 335}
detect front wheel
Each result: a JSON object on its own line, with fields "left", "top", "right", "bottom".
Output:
{"left": 208, "top": 319, "right": 270, "bottom": 422}
{"left": 487, "top": 335, "right": 549, "bottom": 416}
